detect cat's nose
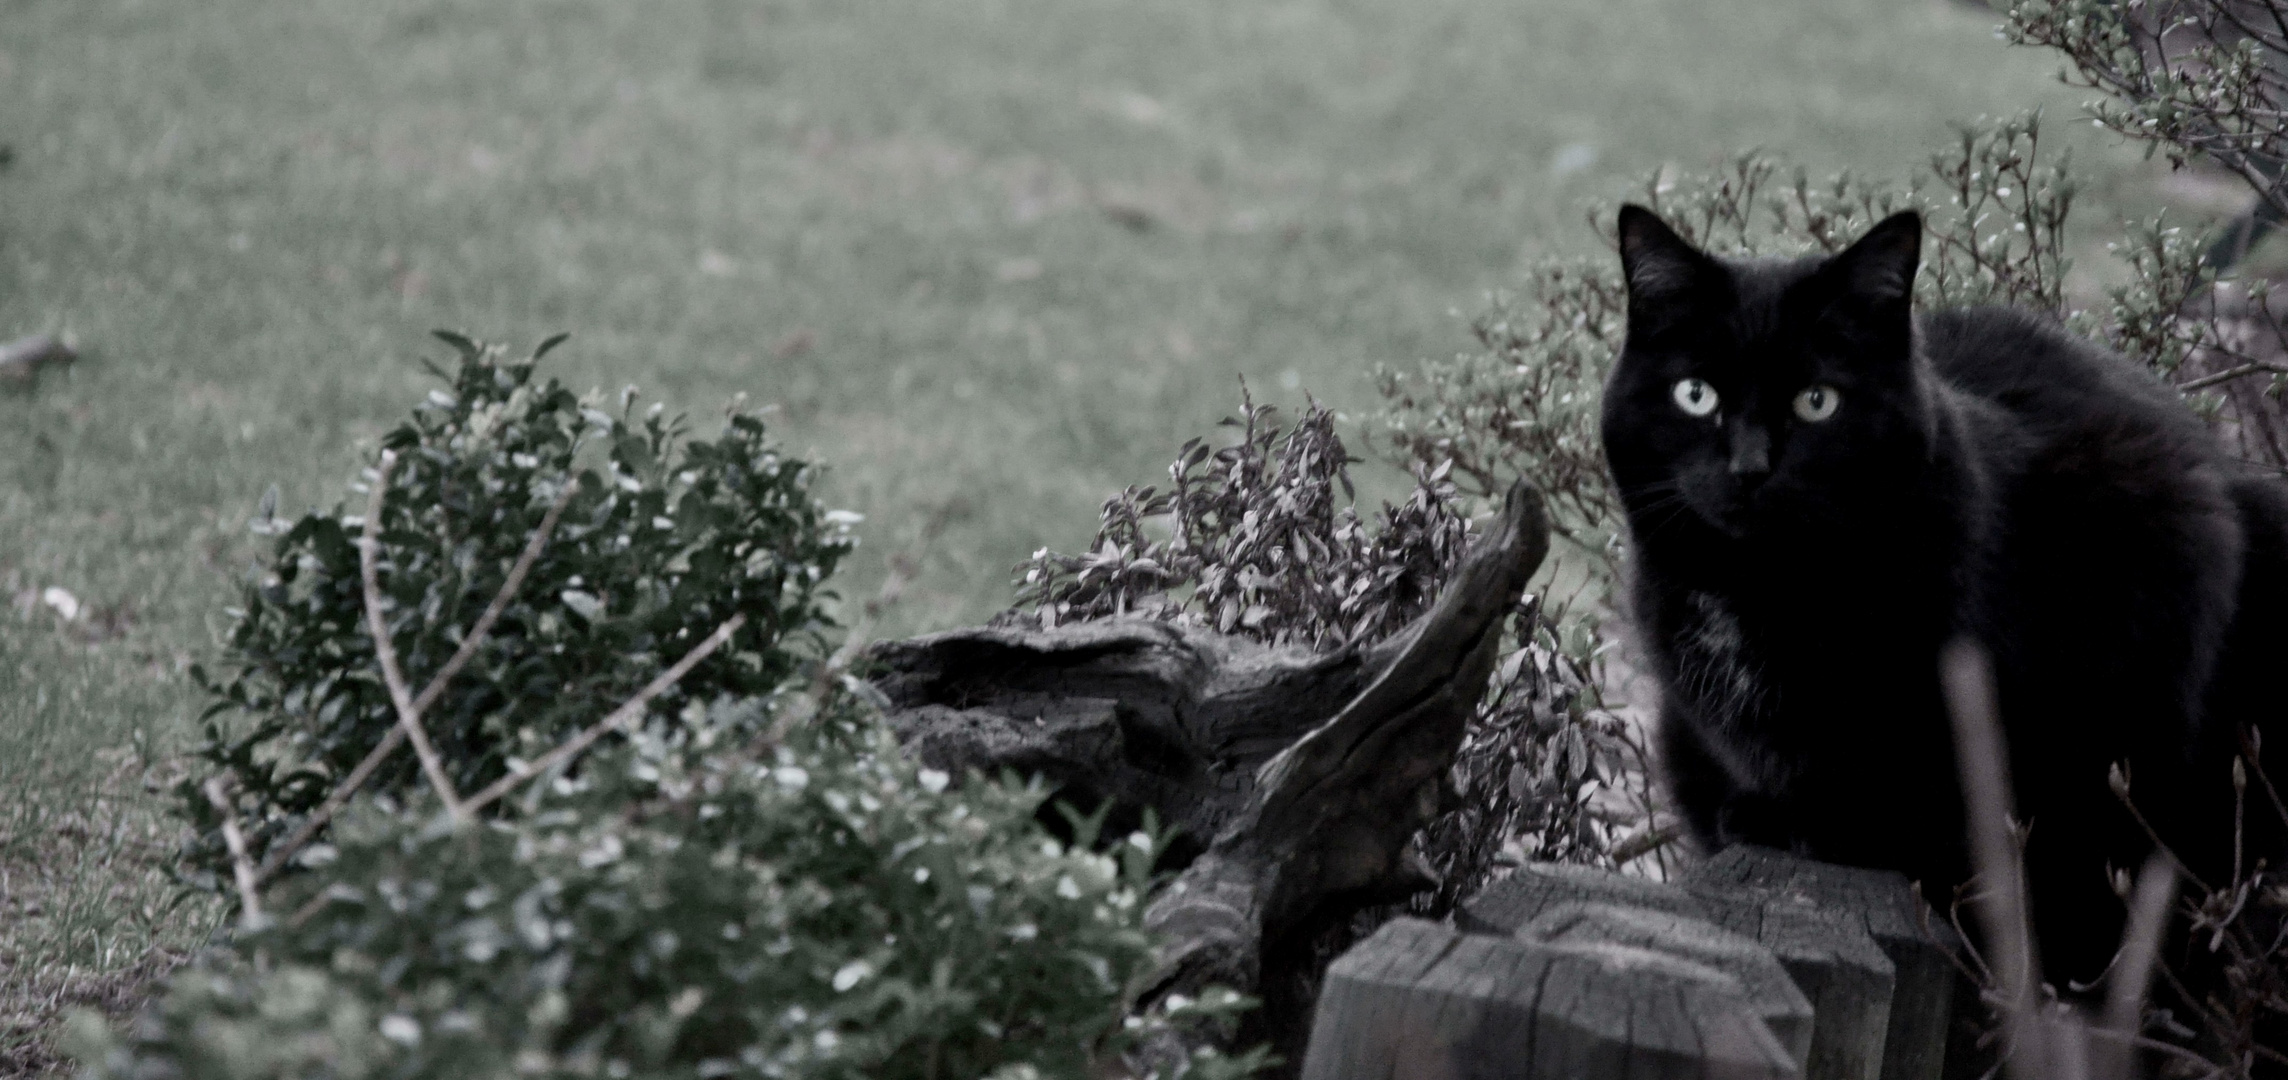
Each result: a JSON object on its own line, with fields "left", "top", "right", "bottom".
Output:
{"left": 1728, "top": 425, "right": 1771, "bottom": 479}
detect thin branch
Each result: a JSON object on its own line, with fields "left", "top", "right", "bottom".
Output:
{"left": 2098, "top": 855, "right": 2180, "bottom": 1080}
{"left": 359, "top": 450, "right": 466, "bottom": 819}
{"left": 2181, "top": 361, "right": 2288, "bottom": 391}
{"left": 413, "top": 477, "right": 580, "bottom": 716}
{"left": 2082, "top": 1025, "right": 2232, "bottom": 1075}
{"left": 203, "top": 777, "right": 265, "bottom": 930}
{"left": 284, "top": 887, "right": 348, "bottom": 931}
{"left": 255, "top": 726, "right": 406, "bottom": 884}
{"left": 1609, "top": 822, "right": 1680, "bottom": 866}
{"left": 2240, "top": 726, "right": 2288, "bottom": 828}
{"left": 460, "top": 613, "right": 747, "bottom": 815}
{"left": 258, "top": 479, "right": 581, "bottom": 880}
{"left": 1943, "top": 638, "right": 2065, "bottom": 1080}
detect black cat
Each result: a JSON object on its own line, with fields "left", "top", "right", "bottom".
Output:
{"left": 1602, "top": 205, "right": 2288, "bottom": 984}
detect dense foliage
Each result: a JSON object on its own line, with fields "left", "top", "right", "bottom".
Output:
{"left": 182, "top": 333, "right": 855, "bottom": 886}
{"left": 80, "top": 337, "right": 1264, "bottom": 1080}
{"left": 76, "top": 707, "right": 1224, "bottom": 1080}
{"left": 2006, "top": 0, "right": 2288, "bottom": 470}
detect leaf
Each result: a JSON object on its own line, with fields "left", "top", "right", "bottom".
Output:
{"left": 431, "top": 329, "right": 482, "bottom": 358}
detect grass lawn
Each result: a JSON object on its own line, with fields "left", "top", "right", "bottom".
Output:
{"left": 0, "top": 0, "right": 2200, "bottom": 1070}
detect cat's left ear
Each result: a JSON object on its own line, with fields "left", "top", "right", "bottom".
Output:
{"left": 1826, "top": 211, "right": 1922, "bottom": 308}
{"left": 1617, "top": 204, "right": 1715, "bottom": 307}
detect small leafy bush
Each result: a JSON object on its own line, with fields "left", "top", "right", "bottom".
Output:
{"left": 1012, "top": 389, "right": 1468, "bottom": 650}
{"left": 86, "top": 335, "right": 1264, "bottom": 1080}
{"left": 2004, "top": 0, "right": 2288, "bottom": 469}
{"left": 76, "top": 704, "right": 1217, "bottom": 1080}
{"left": 183, "top": 333, "right": 855, "bottom": 886}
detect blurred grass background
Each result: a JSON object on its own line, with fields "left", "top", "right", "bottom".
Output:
{"left": 0, "top": 0, "right": 2204, "bottom": 1070}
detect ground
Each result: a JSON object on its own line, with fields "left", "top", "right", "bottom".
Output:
{"left": 0, "top": 0, "right": 2206, "bottom": 1072}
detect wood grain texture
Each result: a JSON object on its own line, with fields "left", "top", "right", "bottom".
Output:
{"left": 1684, "top": 846, "right": 1958, "bottom": 1080}
{"left": 1517, "top": 901, "right": 1815, "bottom": 1069}
{"left": 1462, "top": 859, "right": 1896, "bottom": 1080}
{"left": 1302, "top": 917, "right": 1802, "bottom": 1080}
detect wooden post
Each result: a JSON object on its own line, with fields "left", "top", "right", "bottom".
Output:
{"left": 1302, "top": 847, "right": 1952, "bottom": 1080}
{"left": 1302, "top": 917, "right": 1803, "bottom": 1080}
{"left": 1459, "top": 861, "right": 1896, "bottom": 1080}
{"left": 1684, "top": 847, "right": 1958, "bottom": 1080}
{"left": 1516, "top": 901, "right": 1816, "bottom": 1067}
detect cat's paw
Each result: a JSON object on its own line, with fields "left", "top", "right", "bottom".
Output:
{"left": 1714, "top": 793, "right": 1798, "bottom": 850}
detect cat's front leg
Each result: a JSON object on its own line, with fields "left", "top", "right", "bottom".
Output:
{"left": 1713, "top": 791, "right": 1809, "bottom": 854}
{"left": 1660, "top": 703, "right": 1810, "bottom": 855}
{"left": 1657, "top": 705, "right": 1743, "bottom": 852}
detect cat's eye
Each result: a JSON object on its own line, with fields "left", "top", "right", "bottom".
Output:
{"left": 1671, "top": 378, "right": 1719, "bottom": 418}
{"left": 1792, "top": 385, "right": 1841, "bottom": 423}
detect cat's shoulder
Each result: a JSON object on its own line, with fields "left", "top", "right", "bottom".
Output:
{"left": 1915, "top": 304, "right": 2187, "bottom": 428}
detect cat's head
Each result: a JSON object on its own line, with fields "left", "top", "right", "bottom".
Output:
{"left": 1600, "top": 205, "right": 1927, "bottom": 547}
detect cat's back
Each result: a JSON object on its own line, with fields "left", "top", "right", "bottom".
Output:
{"left": 1917, "top": 305, "right": 2205, "bottom": 447}
{"left": 1919, "top": 307, "right": 2247, "bottom": 795}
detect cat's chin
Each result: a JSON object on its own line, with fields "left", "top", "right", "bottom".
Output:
{"left": 1699, "top": 512, "right": 1750, "bottom": 540}
{"left": 1684, "top": 501, "right": 1753, "bottom": 540}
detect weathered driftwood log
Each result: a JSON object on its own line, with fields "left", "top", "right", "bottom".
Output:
{"left": 1304, "top": 845, "right": 1954, "bottom": 1080}
{"left": 868, "top": 479, "right": 1551, "bottom": 1048}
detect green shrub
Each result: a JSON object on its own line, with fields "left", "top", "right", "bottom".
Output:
{"left": 85, "top": 335, "right": 1265, "bottom": 1080}
{"left": 183, "top": 332, "right": 855, "bottom": 887}
{"left": 1012, "top": 390, "right": 1468, "bottom": 649}
{"left": 75, "top": 703, "right": 1232, "bottom": 1080}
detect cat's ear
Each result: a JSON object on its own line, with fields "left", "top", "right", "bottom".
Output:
{"left": 1827, "top": 211, "right": 1922, "bottom": 307}
{"left": 1617, "top": 205, "right": 1715, "bottom": 307}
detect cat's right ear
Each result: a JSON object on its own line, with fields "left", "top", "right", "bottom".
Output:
{"left": 1617, "top": 205, "right": 1714, "bottom": 311}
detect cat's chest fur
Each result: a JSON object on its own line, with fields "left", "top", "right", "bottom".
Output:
{"left": 1663, "top": 589, "right": 1781, "bottom": 785}
{"left": 1653, "top": 575, "right": 1947, "bottom": 792}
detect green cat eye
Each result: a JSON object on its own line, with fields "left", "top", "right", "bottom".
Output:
{"left": 1671, "top": 378, "right": 1719, "bottom": 418}
{"left": 1793, "top": 385, "right": 1840, "bottom": 422}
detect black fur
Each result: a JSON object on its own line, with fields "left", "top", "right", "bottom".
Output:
{"left": 1602, "top": 205, "right": 2288, "bottom": 984}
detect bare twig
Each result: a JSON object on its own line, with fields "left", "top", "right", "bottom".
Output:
{"left": 257, "top": 477, "right": 581, "bottom": 880}
{"left": 460, "top": 613, "right": 747, "bottom": 815}
{"left": 202, "top": 777, "right": 265, "bottom": 930}
{"left": 283, "top": 885, "right": 355, "bottom": 931}
{"left": 255, "top": 726, "right": 408, "bottom": 884}
{"left": 2082, "top": 1024, "right": 2235, "bottom": 1075}
{"left": 1942, "top": 638, "right": 2068, "bottom": 1080}
{"left": 2180, "top": 360, "right": 2288, "bottom": 391}
{"left": 1944, "top": 640, "right": 2042, "bottom": 1008}
{"left": 359, "top": 450, "right": 466, "bottom": 819}
{"left": 411, "top": 477, "right": 580, "bottom": 717}
{"left": 2097, "top": 854, "right": 2180, "bottom": 1080}
{"left": 1609, "top": 822, "right": 1680, "bottom": 866}
{"left": 2240, "top": 726, "right": 2288, "bottom": 829}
